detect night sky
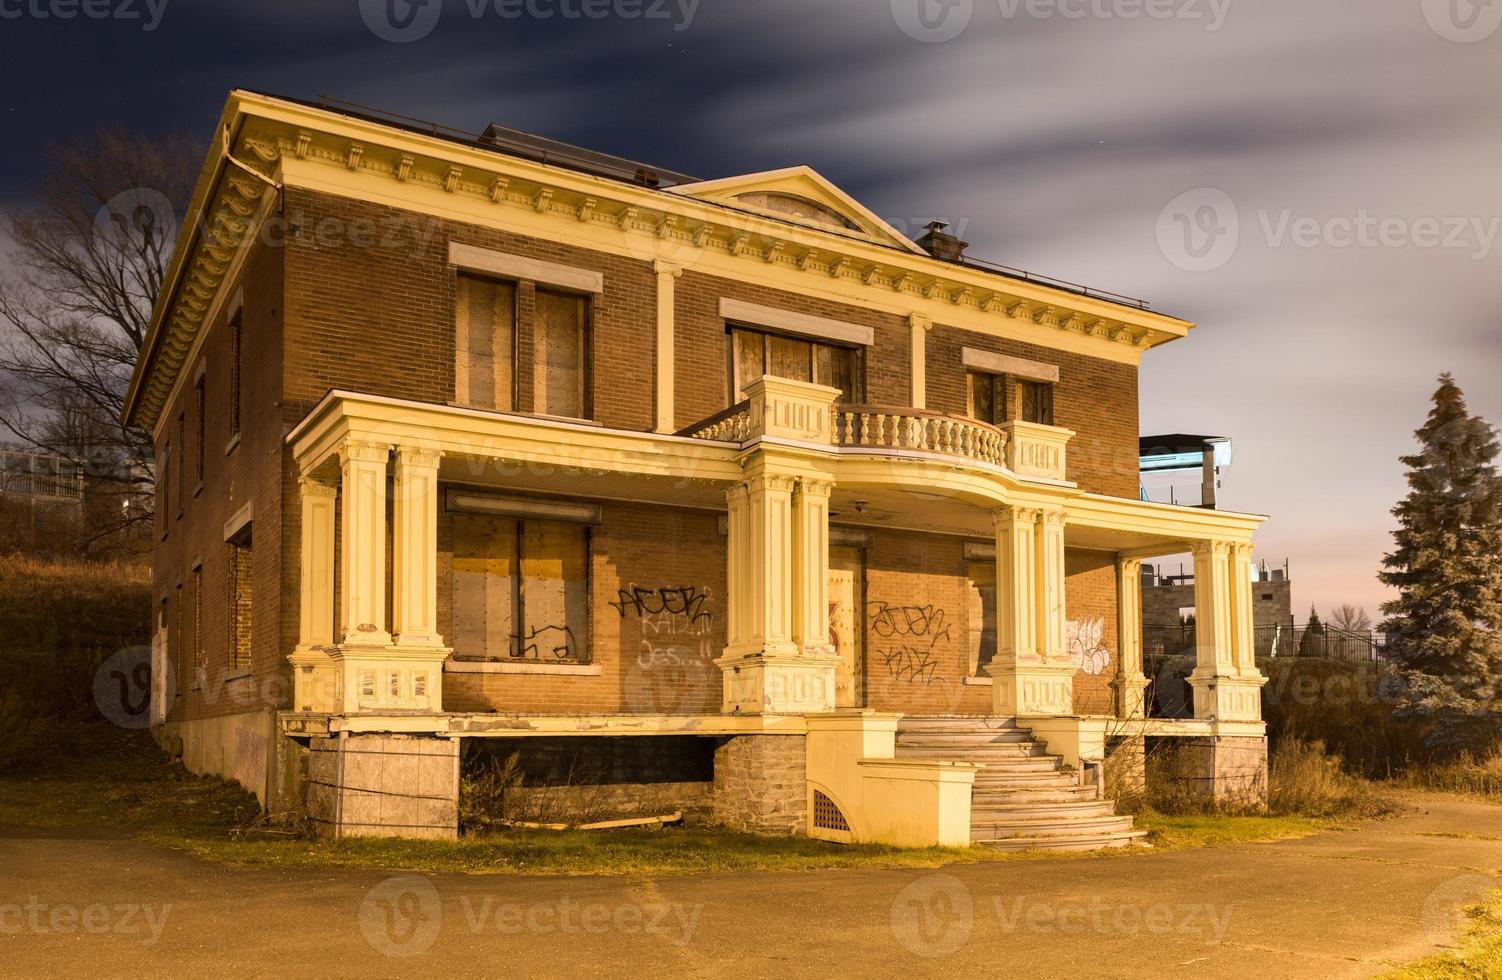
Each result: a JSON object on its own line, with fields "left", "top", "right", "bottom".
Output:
{"left": 3, "top": 0, "right": 1500, "bottom": 615}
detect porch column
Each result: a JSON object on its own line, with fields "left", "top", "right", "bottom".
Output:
{"left": 791, "top": 478, "right": 835, "bottom": 657}
{"left": 653, "top": 260, "right": 682, "bottom": 433}
{"left": 339, "top": 439, "right": 392, "bottom": 648}
{"left": 743, "top": 472, "right": 797, "bottom": 657}
{"left": 1113, "top": 557, "right": 1148, "bottom": 718}
{"left": 989, "top": 505, "right": 1075, "bottom": 716}
{"left": 1188, "top": 540, "right": 1264, "bottom": 721}
{"left": 290, "top": 476, "right": 339, "bottom": 712}
{"left": 392, "top": 446, "right": 445, "bottom": 649}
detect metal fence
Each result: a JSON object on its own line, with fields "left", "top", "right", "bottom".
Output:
{"left": 1140, "top": 623, "right": 1389, "bottom": 719}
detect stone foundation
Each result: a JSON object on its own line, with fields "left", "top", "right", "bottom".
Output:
{"left": 1158, "top": 735, "right": 1268, "bottom": 808}
{"left": 305, "top": 734, "right": 459, "bottom": 839}
{"left": 712, "top": 734, "right": 807, "bottom": 834}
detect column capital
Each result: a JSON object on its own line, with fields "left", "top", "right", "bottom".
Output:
{"left": 653, "top": 258, "right": 684, "bottom": 278}
{"left": 1190, "top": 539, "right": 1234, "bottom": 558}
{"left": 993, "top": 504, "right": 1044, "bottom": 528}
{"left": 1118, "top": 554, "right": 1144, "bottom": 574}
{"left": 746, "top": 473, "right": 799, "bottom": 494}
{"left": 795, "top": 477, "right": 834, "bottom": 499}
{"left": 1037, "top": 506, "right": 1067, "bottom": 528}
{"left": 909, "top": 312, "right": 933, "bottom": 332}
{"left": 340, "top": 439, "right": 392, "bottom": 465}
{"left": 395, "top": 444, "right": 444, "bottom": 469}
{"left": 298, "top": 476, "right": 338, "bottom": 499}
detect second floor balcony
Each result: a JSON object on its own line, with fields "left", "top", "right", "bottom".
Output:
{"left": 678, "top": 377, "right": 1076, "bottom": 485}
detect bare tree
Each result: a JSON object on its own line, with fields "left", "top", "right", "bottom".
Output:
{"left": 1328, "top": 604, "right": 1373, "bottom": 633}
{"left": 0, "top": 129, "right": 200, "bottom": 550}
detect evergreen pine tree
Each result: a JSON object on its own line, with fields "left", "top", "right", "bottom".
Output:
{"left": 1298, "top": 605, "right": 1326, "bottom": 657}
{"left": 1379, "top": 374, "right": 1502, "bottom": 752}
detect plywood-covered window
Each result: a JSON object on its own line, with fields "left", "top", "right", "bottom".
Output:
{"left": 1020, "top": 379, "right": 1054, "bottom": 426}
{"left": 533, "top": 288, "right": 589, "bottom": 419}
{"left": 966, "top": 558, "right": 997, "bottom": 676}
{"left": 451, "top": 514, "right": 589, "bottom": 663}
{"left": 967, "top": 371, "right": 1005, "bottom": 426}
{"left": 454, "top": 273, "right": 517, "bottom": 411}
{"left": 729, "top": 326, "right": 860, "bottom": 404}
{"left": 228, "top": 528, "right": 253, "bottom": 673}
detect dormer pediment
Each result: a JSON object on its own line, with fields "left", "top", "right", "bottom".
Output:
{"left": 670, "top": 166, "right": 927, "bottom": 255}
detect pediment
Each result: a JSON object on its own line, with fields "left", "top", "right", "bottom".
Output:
{"left": 670, "top": 166, "right": 927, "bottom": 254}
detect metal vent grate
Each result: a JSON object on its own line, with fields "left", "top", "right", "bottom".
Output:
{"left": 812, "top": 790, "right": 850, "bottom": 833}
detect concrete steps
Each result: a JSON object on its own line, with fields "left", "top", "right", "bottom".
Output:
{"left": 896, "top": 716, "right": 1145, "bottom": 853}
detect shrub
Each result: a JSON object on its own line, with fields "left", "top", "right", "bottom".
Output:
{"left": 1266, "top": 738, "right": 1393, "bottom": 819}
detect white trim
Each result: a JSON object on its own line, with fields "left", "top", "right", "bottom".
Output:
{"left": 445, "top": 488, "right": 601, "bottom": 524}
{"left": 445, "top": 660, "right": 602, "bottom": 676}
{"left": 222, "top": 500, "right": 254, "bottom": 542}
{"left": 964, "top": 541, "right": 997, "bottom": 561}
{"left": 719, "top": 297, "right": 874, "bottom": 347}
{"left": 962, "top": 675, "right": 994, "bottom": 686}
{"left": 448, "top": 241, "right": 604, "bottom": 294}
{"left": 962, "top": 347, "right": 1060, "bottom": 383}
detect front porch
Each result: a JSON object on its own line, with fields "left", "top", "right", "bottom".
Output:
{"left": 279, "top": 379, "right": 1270, "bottom": 844}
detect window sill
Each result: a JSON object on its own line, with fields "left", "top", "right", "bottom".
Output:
{"left": 193, "top": 482, "right": 204, "bottom": 499}
{"left": 224, "top": 670, "right": 253, "bottom": 682}
{"left": 446, "top": 660, "right": 600, "bottom": 676}
{"left": 963, "top": 675, "right": 993, "bottom": 686}
{"left": 224, "top": 433, "right": 242, "bottom": 457}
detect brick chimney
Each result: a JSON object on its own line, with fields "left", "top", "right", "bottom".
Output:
{"left": 916, "top": 221, "right": 969, "bottom": 262}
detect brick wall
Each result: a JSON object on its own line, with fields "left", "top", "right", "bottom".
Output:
{"left": 438, "top": 498, "right": 726, "bottom": 714}
{"left": 1066, "top": 549, "right": 1119, "bottom": 715}
{"left": 927, "top": 324, "right": 1140, "bottom": 497}
{"left": 152, "top": 234, "right": 287, "bottom": 725}
{"left": 712, "top": 734, "right": 807, "bottom": 835}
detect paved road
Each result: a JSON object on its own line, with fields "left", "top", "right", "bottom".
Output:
{"left": 1, "top": 796, "right": 1499, "bottom": 979}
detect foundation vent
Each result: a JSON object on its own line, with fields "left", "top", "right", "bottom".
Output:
{"left": 812, "top": 790, "right": 851, "bottom": 833}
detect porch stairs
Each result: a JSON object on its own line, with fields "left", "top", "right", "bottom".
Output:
{"left": 895, "top": 717, "right": 1147, "bottom": 852}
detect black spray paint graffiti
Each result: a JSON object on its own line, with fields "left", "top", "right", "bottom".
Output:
{"left": 609, "top": 586, "right": 713, "bottom": 627}
{"left": 869, "top": 602, "right": 951, "bottom": 689}
{"left": 511, "top": 624, "right": 579, "bottom": 661}
{"left": 614, "top": 585, "right": 717, "bottom": 713}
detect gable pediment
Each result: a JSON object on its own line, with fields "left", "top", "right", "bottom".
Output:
{"left": 669, "top": 166, "right": 927, "bottom": 255}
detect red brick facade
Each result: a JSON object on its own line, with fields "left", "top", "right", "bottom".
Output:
{"left": 151, "top": 186, "right": 1140, "bottom": 724}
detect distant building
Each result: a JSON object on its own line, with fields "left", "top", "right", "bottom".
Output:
{"left": 0, "top": 449, "right": 85, "bottom": 553}
{"left": 1141, "top": 557, "right": 1294, "bottom": 632}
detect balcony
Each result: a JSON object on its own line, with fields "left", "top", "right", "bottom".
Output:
{"left": 680, "top": 377, "right": 1074, "bottom": 480}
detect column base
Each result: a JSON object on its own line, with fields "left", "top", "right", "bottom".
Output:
{"left": 1111, "top": 674, "right": 1150, "bottom": 719}
{"left": 1189, "top": 670, "right": 1267, "bottom": 722}
{"left": 988, "top": 660, "right": 1076, "bottom": 716}
{"left": 288, "top": 645, "right": 340, "bottom": 713}
{"left": 305, "top": 734, "right": 458, "bottom": 839}
{"left": 716, "top": 649, "right": 840, "bottom": 714}
{"left": 331, "top": 644, "right": 450, "bottom": 714}
{"left": 1160, "top": 735, "right": 1268, "bottom": 809}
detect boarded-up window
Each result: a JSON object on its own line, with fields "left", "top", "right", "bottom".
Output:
{"left": 1021, "top": 379, "right": 1054, "bottom": 426}
{"left": 228, "top": 529, "right": 253, "bottom": 672}
{"left": 729, "top": 327, "right": 860, "bottom": 404}
{"left": 451, "top": 514, "right": 589, "bottom": 663}
{"left": 534, "top": 289, "right": 588, "bottom": 418}
{"left": 966, "top": 559, "right": 997, "bottom": 676}
{"left": 967, "top": 371, "right": 1004, "bottom": 426}
{"left": 451, "top": 514, "right": 519, "bottom": 661}
{"left": 455, "top": 274, "right": 516, "bottom": 411}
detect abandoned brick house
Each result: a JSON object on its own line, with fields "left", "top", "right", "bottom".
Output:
{"left": 126, "top": 90, "right": 1271, "bottom": 849}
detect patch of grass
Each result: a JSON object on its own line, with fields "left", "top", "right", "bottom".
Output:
{"left": 0, "top": 727, "right": 1349, "bottom": 876}
{"left": 1389, "top": 748, "right": 1502, "bottom": 802}
{"left": 1134, "top": 811, "right": 1339, "bottom": 850}
{"left": 1382, "top": 890, "right": 1502, "bottom": 979}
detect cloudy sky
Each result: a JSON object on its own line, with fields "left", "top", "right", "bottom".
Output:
{"left": 2, "top": 0, "right": 1498, "bottom": 618}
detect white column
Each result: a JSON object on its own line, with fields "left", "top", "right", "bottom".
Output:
{"left": 1189, "top": 540, "right": 1265, "bottom": 721}
{"left": 1035, "top": 507, "right": 1068, "bottom": 666}
{"left": 392, "top": 446, "right": 445, "bottom": 649}
{"left": 339, "top": 439, "right": 392, "bottom": 648}
{"left": 653, "top": 260, "right": 682, "bottom": 433}
{"left": 744, "top": 472, "right": 797, "bottom": 655}
{"left": 909, "top": 313, "right": 931, "bottom": 410}
{"left": 1114, "top": 557, "right": 1148, "bottom": 718}
{"left": 792, "top": 478, "right": 834, "bottom": 657}
{"left": 297, "top": 477, "right": 338, "bottom": 647}
{"left": 725, "top": 482, "right": 749, "bottom": 651}
{"left": 995, "top": 506, "right": 1038, "bottom": 665}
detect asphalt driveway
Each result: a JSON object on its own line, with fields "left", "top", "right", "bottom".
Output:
{"left": 2, "top": 796, "right": 1499, "bottom": 979}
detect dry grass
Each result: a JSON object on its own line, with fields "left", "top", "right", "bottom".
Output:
{"left": 1389, "top": 747, "right": 1502, "bottom": 801}
{"left": 1381, "top": 889, "right": 1502, "bottom": 979}
{"left": 1266, "top": 738, "right": 1400, "bottom": 819}
{"left": 0, "top": 553, "right": 150, "bottom": 654}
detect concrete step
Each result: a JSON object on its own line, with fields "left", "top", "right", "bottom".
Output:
{"left": 970, "top": 769, "right": 1079, "bottom": 787}
{"left": 896, "top": 716, "right": 1022, "bottom": 734}
{"left": 971, "top": 814, "right": 1138, "bottom": 840}
{"left": 894, "top": 740, "right": 1049, "bottom": 758}
{"left": 895, "top": 752, "right": 1061, "bottom": 773}
{"left": 895, "top": 731, "right": 1036, "bottom": 746}
{"left": 969, "top": 786, "right": 1101, "bottom": 804}
{"left": 970, "top": 800, "right": 1118, "bottom": 821}
{"left": 972, "top": 829, "right": 1149, "bottom": 853}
